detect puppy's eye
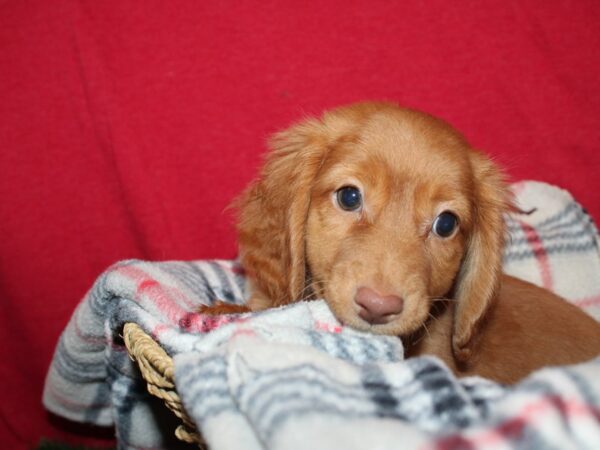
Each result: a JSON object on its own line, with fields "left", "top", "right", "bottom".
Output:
{"left": 336, "top": 186, "right": 362, "bottom": 211}
{"left": 432, "top": 211, "right": 459, "bottom": 238}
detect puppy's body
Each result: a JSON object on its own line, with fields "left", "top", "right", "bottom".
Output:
{"left": 207, "top": 102, "right": 600, "bottom": 384}
{"left": 407, "top": 275, "right": 600, "bottom": 384}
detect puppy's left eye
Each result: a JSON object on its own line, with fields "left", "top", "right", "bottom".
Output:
{"left": 432, "top": 211, "right": 459, "bottom": 238}
{"left": 336, "top": 186, "right": 362, "bottom": 211}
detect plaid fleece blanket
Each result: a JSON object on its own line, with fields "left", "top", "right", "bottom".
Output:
{"left": 43, "top": 181, "right": 600, "bottom": 450}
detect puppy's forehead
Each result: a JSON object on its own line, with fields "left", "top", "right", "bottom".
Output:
{"left": 360, "top": 111, "right": 470, "bottom": 170}
{"left": 325, "top": 110, "right": 473, "bottom": 191}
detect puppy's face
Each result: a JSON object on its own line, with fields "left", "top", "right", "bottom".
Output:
{"left": 305, "top": 110, "right": 475, "bottom": 336}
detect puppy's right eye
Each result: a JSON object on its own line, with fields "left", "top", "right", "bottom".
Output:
{"left": 336, "top": 186, "right": 362, "bottom": 211}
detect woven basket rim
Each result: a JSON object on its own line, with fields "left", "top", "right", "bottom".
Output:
{"left": 123, "top": 322, "right": 204, "bottom": 447}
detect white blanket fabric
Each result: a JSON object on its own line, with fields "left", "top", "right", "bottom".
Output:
{"left": 43, "top": 181, "right": 600, "bottom": 449}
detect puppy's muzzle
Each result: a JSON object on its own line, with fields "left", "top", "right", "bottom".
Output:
{"left": 354, "top": 287, "right": 404, "bottom": 324}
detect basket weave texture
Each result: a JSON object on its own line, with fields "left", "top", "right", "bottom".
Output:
{"left": 123, "top": 323, "right": 205, "bottom": 448}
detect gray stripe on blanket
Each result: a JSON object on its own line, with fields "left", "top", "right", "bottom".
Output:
{"left": 503, "top": 237, "right": 598, "bottom": 262}
{"left": 248, "top": 360, "right": 479, "bottom": 443}
{"left": 506, "top": 202, "right": 584, "bottom": 231}
{"left": 242, "top": 363, "right": 377, "bottom": 410}
{"left": 307, "top": 330, "right": 352, "bottom": 361}
{"left": 500, "top": 379, "right": 578, "bottom": 450}
{"left": 236, "top": 359, "right": 451, "bottom": 440}
{"left": 111, "top": 375, "right": 143, "bottom": 438}
{"left": 537, "top": 203, "right": 594, "bottom": 230}
{"left": 53, "top": 339, "right": 107, "bottom": 383}
{"left": 306, "top": 330, "right": 401, "bottom": 363}
{"left": 87, "top": 260, "right": 141, "bottom": 318}
{"left": 83, "top": 365, "right": 127, "bottom": 424}
{"left": 413, "top": 362, "right": 472, "bottom": 428}
{"left": 161, "top": 262, "right": 221, "bottom": 303}
{"left": 240, "top": 364, "right": 381, "bottom": 441}
{"left": 87, "top": 274, "right": 114, "bottom": 317}
{"left": 170, "top": 260, "right": 245, "bottom": 304}
{"left": 177, "top": 355, "right": 238, "bottom": 422}
{"left": 206, "top": 261, "right": 246, "bottom": 303}
{"left": 563, "top": 359, "right": 600, "bottom": 410}
{"left": 361, "top": 364, "right": 399, "bottom": 417}
{"left": 508, "top": 229, "right": 597, "bottom": 247}
{"left": 517, "top": 427, "right": 562, "bottom": 450}
{"left": 221, "top": 261, "right": 249, "bottom": 302}
{"left": 506, "top": 204, "right": 597, "bottom": 239}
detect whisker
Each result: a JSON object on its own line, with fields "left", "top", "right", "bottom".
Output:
{"left": 421, "top": 317, "right": 431, "bottom": 338}
{"left": 408, "top": 325, "right": 429, "bottom": 347}
{"left": 264, "top": 279, "right": 328, "bottom": 307}
{"left": 296, "top": 280, "right": 327, "bottom": 302}
{"left": 427, "top": 311, "right": 440, "bottom": 325}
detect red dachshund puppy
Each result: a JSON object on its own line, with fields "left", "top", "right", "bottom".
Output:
{"left": 203, "top": 102, "right": 600, "bottom": 384}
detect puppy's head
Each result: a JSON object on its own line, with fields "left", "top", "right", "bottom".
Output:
{"left": 238, "top": 102, "right": 511, "bottom": 361}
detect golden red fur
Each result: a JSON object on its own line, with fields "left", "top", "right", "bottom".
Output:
{"left": 202, "top": 102, "right": 600, "bottom": 384}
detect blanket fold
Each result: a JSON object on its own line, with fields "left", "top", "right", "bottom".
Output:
{"left": 43, "top": 181, "right": 600, "bottom": 450}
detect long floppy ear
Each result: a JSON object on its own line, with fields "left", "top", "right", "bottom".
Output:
{"left": 452, "top": 151, "right": 512, "bottom": 361}
{"left": 236, "top": 118, "right": 329, "bottom": 308}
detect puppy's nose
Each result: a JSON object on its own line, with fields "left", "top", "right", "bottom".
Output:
{"left": 354, "top": 287, "right": 404, "bottom": 324}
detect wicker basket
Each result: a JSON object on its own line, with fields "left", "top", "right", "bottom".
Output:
{"left": 123, "top": 322, "right": 205, "bottom": 448}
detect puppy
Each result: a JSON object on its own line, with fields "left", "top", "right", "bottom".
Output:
{"left": 205, "top": 101, "right": 600, "bottom": 384}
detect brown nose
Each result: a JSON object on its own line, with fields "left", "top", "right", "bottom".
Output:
{"left": 354, "top": 287, "right": 404, "bottom": 324}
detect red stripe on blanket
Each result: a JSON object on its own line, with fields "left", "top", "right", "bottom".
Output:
{"left": 518, "top": 221, "right": 553, "bottom": 290}
{"left": 116, "top": 265, "right": 248, "bottom": 333}
{"left": 510, "top": 181, "right": 527, "bottom": 196}
{"left": 150, "top": 323, "right": 171, "bottom": 340}
{"left": 115, "top": 265, "right": 192, "bottom": 325}
{"left": 315, "top": 320, "right": 342, "bottom": 333}
{"left": 45, "top": 383, "right": 112, "bottom": 410}
{"left": 150, "top": 307, "right": 244, "bottom": 336}
{"left": 575, "top": 295, "right": 600, "bottom": 308}
{"left": 232, "top": 328, "right": 257, "bottom": 338}
{"left": 215, "top": 260, "right": 246, "bottom": 276}
{"left": 427, "top": 395, "right": 600, "bottom": 450}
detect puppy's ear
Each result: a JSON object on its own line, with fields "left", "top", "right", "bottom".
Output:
{"left": 452, "top": 152, "right": 512, "bottom": 361}
{"left": 236, "top": 118, "right": 329, "bottom": 308}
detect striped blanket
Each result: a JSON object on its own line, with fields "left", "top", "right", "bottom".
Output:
{"left": 43, "top": 181, "right": 600, "bottom": 450}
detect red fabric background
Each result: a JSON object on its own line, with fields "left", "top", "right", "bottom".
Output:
{"left": 1, "top": 1, "right": 599, "bottom": 447}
